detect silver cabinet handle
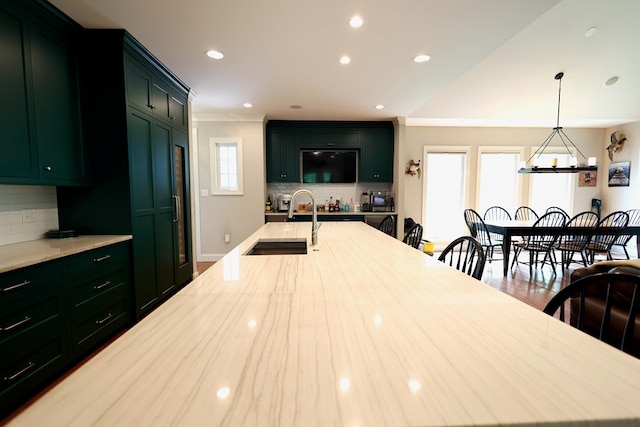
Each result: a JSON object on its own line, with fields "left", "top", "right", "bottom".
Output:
{"left": 1, "top": 316, "right": 32, "bottom": 332}
{"left": 43, "top": 166, "right": 52, "bottom": 171}
{"left": 93, "top": 254, "right": 112, "bottom": 263}
{"left": 93, "top": 280, "right": 111, "bottom": 290}
{"left": 173, "top": 195, "right": 181, "bottom": 223}
{"left": 95, "top": 313, "right": 113, "bottom": 325}
{"left": 4, "top": 361, "right": 35, "bottom": 382}
{"left": 1, "top": 280, "right": 31, "bottom": 293}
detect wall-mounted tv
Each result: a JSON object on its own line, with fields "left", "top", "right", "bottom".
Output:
{"left": 301, "top": 150, "right": 357, "bottom": 183}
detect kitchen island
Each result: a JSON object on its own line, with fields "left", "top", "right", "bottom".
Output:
{"left": 5, "top": 222, "right": 640, "bottom": 426}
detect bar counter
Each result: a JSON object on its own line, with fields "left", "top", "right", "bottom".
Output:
{"left": 6, "top": 222, "right": 640, "bottom": 426}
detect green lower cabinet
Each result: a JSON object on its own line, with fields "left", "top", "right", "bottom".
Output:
{"left": 0, "top": 242, "right": 133, "bottom": 417}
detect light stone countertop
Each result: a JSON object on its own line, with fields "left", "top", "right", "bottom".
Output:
{"left": 0, "top": 235, "right": 133, "bottom": 273}
{"left": 6, "top": 222, "right": 640, "bottom": 426}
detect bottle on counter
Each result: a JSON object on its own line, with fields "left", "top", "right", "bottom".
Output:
{"left": 265, "top": 197, "right": 272, "bottom": 212}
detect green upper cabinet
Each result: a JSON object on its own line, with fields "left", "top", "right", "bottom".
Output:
{"left": 126, "top": 58, "right": 188, "bottom": 129}
{"left": 0, "top": 1, "right": 86, "bottom": 186}
{"left": 266, "top": 128, "right": 300, "bottom": 182}
{"left": 359, "top": 128, "right": 394, "bottom": 182}
{"left": 0, "top": 5, "right": 37, "bottom": 180}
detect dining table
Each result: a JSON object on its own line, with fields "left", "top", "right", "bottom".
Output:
{"left": 484, "top": 219, "right": 640, "bottom": 276}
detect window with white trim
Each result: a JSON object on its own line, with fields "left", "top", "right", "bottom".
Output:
{"left": 476, "top": 147, "right": 523, "bottom": 216}
{"left": 210, "top": 138, "right": 243, "bottom": 195}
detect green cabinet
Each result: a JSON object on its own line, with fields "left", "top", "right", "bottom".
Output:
{"left": 126, "top": 59, "right": 187, "bottom": 129}
{"left": 0, "top": 1, "right": 85, "bottom": 186}
{"left": 265, "top": 121, "right": 394, "bottom": 183}
{"left": 359, "top": 129, "right": 394, "bottom": 182}
{"left": 0, "top": 241, "right": 133, "bottom": 417}
{"left": 266, "top": 128, "right": 300, "bottom": 182}
{"left": 0, "top": 260, "right": 69, "bottom": 418}
{"left": 56, "top": 30, "right": 193, "bottom": 320}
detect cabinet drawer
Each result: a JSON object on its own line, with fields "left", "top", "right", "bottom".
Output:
{"left": 0, "top": 293, "right": 64, "bottom": 344}
{"left": 64, "top": 242, "right": 129, "bottom": 281}
{"left": 0, "top": 260, "right": 63, "bottom": 305}
{"left": 70, "top": 286, "right": 129, "bottom": 355}
{"left": 0, "top": 323, "right": 68, "bottom": 398}
{"left": 68, "top": 267, "right": 129, "bottom": 308}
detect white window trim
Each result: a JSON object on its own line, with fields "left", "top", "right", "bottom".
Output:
{"left": 210, "top": 137, "right": 244, "bottom": 195}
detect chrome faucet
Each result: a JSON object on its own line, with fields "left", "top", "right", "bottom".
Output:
{"left": 288, "top": 189, "right": 320, "bottom": 246}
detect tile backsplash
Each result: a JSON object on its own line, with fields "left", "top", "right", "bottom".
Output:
{"left": 0, "top": 185, "right": 59, "bottom": 246}
{"left": 267, "top": 182, "right": 393, "bottom": 210}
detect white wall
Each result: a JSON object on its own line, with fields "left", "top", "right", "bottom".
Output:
{"left": 602, "top": 122, "right": 640, "bottom": 215}
{"left": 0, "top": 185, "right": 59, "bottom": 246}
{"left": 193, "top": 118, "right": 266, "bottom": 261}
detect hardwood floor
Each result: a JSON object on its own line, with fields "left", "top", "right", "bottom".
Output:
{"left": 196, "top": 257, "right": 573, "bottom": 312}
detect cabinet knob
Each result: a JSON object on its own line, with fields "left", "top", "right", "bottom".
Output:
{"left": 169, "top": 116, "right": 176, "bottom": 120}
{"left": 43, "top": 166, "right": 52, "bottom": 171}
{"left": 147, "top": 104, "right": 157, "bottom": 110}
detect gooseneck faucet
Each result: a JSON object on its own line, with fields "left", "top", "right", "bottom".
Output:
{"left": 288, "top": 189, "right": 320, "bottom": 246}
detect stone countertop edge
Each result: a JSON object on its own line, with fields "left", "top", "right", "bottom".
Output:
{"left": 0, "top": 235, "right": 133, "bottom": 274}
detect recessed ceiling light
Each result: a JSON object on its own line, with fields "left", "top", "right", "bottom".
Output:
{"left": 374, "top": 104, "right": 384, "bottom": 110}
{"left": 289, "top": 104, "right": 303, "bottom": 109}
{"left": 339, "top": 56, "right": 351, "bottom": 65}
{"left": 605, "top": 76, "right": 619, "bottom": 87}
{"left": 413, "top": 54, "right": 431, "bottom": 63}
{"left": 349, "top": 16, "right": 363, "bottom": 28}
{"left": 205, "top": 50, "right": 224, "bottom": 59}
{"left": 585, "top": 26, "right": 598, "bottom": 37}
{"left": 243, "top": 103, "right": 253, "bottom": 108}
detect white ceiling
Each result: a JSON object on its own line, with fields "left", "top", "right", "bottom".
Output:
{"left": 48, "top": 0, "right": 640, "bottom": 127}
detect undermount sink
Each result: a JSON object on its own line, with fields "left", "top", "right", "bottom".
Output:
{"left": 245, "top": 239, "right": 308, "bottom": 255}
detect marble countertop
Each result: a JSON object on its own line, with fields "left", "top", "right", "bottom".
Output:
{"left": 6, "top": 223, "right": 640, "bottom": 426}
{"left": 0, "top": 235, "right": 133, "bottom": 273}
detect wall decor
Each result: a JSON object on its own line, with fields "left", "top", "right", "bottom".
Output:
{"left": 606, "top": 131, "right": 627, "bottom": 161}
{"left": 578, "top": 171, "right": 597, "bottom": 187}
{"left": 608, "top": 161, "right": 630, "bottom": 187}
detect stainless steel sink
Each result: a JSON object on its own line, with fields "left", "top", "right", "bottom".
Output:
{"left": 245, "top": 239, "right": 307, "bottom": 255}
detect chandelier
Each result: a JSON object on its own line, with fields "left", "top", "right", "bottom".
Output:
{"left": 518, "top": 72, "right": 597, "bottom": 174}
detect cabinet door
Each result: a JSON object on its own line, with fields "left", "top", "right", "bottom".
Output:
{"left": 172, "top": 129, "right": 193, "bottom": 286}
{"left": 153, "top": 121, "right": 178, "bottom": 297}
{"left": 266, "top": 129, "right": 299, "bottom": 182}
{"left": 169, "top": 95, "right": 186, "bottom": 127}
{"left": 30, "top": 24, "right": 85, "bottom": 184}
{"left": 0, "top": 6, "right": 38, "bottom": 180}
{"left": 128, "top": 110, "right": 160, "bottom": 315}
{"left": 126, "top": 59, "right": 153, "bottom": 112}
{"left": 359, "top": 130, "right": 393, "bottom": 182}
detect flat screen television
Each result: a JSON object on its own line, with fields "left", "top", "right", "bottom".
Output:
{"left": 301, "top": 150, "right": 357, "bottom": 183}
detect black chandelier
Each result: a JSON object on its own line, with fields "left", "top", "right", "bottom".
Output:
{"left": 518, "top": 72, "right": 597, "bottom": 174}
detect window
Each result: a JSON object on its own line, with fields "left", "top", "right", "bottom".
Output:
{"left": 422, "top": 146, "right": 470, "bottom": 243}
{"left": 528, "top": 151, "right": 575, "bottom": 215}
{"left": 476, "top": 147, "right": 523, "bottom": 215}
{"left": 210, "top": 138, "right": 243, "bottom": 195}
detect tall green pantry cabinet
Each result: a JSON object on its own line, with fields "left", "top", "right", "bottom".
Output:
{"left": 57, "top": 30, "right": 193, "bottom": 319}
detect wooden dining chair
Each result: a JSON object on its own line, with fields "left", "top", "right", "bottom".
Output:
{"left": 511, "top": 211, "right": 566, "bottom": 275}
{"left": 483, "top": 206, "right": 511, "bottom": 250}
{"left": 514, "top": 206, "right": 539, "bottom": 221}
{"left": 464, "top": 208, "right": 502, "bottom": 262}
{"left": 402, "top": 223, "right": 423, "bottom": 249}
{"left": 555, "top": 211, "right": 599, "bottom": 269}
{"left": 611, "top": 209, "right": 640, "bottom": 259}
{"left": 377, "top": 215, "right": 395, "bottom": 237}
{"left": 543, "top": 272, "right": 640, "bottom": 358}
{"left": 545, "top": 206, "right": 570, "bottom": 222}
{"left": 438, "top": 236, "right": 486, "bottom": 280}
{"left": 585, "top": 211, "right": 630, "bottom": 263}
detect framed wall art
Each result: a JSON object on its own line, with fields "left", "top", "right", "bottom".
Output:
{"left": 608, "top": 161, "right": 630, "bottom": 187}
